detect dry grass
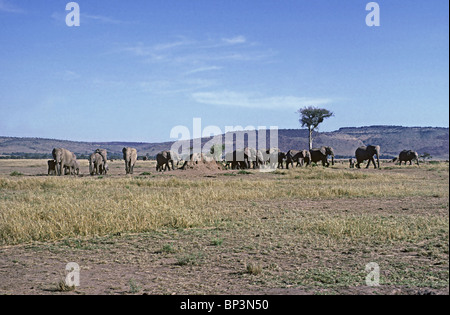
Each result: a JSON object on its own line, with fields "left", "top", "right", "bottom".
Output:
{"left": 0, "top": 160, "right": 448, "bottom": 294}
{"left": 0, "top": 162, "right": 448, "bottom": 246}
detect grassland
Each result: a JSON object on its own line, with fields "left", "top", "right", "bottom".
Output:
{"left": 0, "top": 159, "right": 448, "bottom": 294}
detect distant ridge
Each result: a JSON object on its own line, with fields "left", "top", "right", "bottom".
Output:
{"left": 0, "top": 126, "right": 448, "bottom": 159}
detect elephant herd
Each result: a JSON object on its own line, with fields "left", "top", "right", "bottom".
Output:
{"left": 48, "top": 147, "right": 137, "bottom": 176}
{"left": 47, "top": 145, "right": 421, "bottom": 176}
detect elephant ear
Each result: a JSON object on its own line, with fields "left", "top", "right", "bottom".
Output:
{"left": 375, "top": 145, "right": 381, "bottom": 154}
{"left": 122, "top": 147, "right": 127, "bottom": 154}
{"left": 319, "top": 147, "right": 327, "bottom": 156}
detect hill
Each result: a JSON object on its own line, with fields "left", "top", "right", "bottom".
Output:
{"left": 0, "top": 126, "right": 448, "bottom": 159}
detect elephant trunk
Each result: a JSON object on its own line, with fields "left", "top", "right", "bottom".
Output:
{"left": 376, "top": 153, "right": 380, "bottom": 169}
{"left": 331, "top": 155, "right": 335, "bottom": 166}
{"left": 56, "top": 160, "right": 63, "bottom": 176}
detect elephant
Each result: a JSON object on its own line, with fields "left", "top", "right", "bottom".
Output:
{"left": 225, "top": 148, "right": 264, "bottom": 170}
{"left": 89, "top": 152, "right": 107, "bottom": 175}
{"left": 52, "top": 148, "right": 77, "bottom": 176}
{"left": 309, "top": 146, "right": 335, "bottom": 167}
{"left": 286, "top": 150, "right": 311, "bottom": 169}
{"left": 349, "top": 158, "right": 356, "bottom": 169}
{"left": 260, "top": 148, "right": 281, "bottom": 168}
{"left": 47, "top": 160, "right": 57, "bottom": 175}
{"left": 277, "top": 152, "right": 287, "bottom": 169}
{"left": 64, "top": 152, "right": 80, "bottom": 175}
{"left": 245, "top": 147, "right": 264, "bottom": 169}
{"left": 393, "top": 150, "right": 419, "bottom": 166}
{"left": 355, "top": 145, "right": 380, "bottom": 169}
{"left": 123, "top": 147, "right": 137, "bottom": 174}
{"left": 95, "top": 149, "right": 108, "bottom": 164}
{"left": 225, "top": 150, "right": 247, "bottom": 170}
{"left": 156, "top": 150, "right": 179, "bottom": 172}
{"left": 67, "top": 159, "right": 80, "bottom": 175}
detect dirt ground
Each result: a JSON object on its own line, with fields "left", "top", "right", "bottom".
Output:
{"left": 0, "top": 160, "right": 448, "bottom": 295}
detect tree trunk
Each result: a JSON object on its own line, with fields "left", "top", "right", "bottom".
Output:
{"left": 308, "top": 127, "right": 313, "bottom": 150}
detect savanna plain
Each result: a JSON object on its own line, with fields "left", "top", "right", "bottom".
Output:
{"left": 0, "top": 159, "right": 448, "bottom": 295}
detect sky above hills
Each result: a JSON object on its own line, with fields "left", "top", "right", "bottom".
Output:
{"left": 0, "top": 0, "right": 448, "bottom": 142}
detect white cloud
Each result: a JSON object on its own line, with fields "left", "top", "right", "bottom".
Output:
{"left": 0, "top": 0, "right": 25, "bottom": 13}
{"left": 185, "top": 66, "right": 223, "bottom": 75}
{"left": 222, "top": 36, "right": 247, "bottom": 45}
{"left": 192, "top": 91, "right": 333, "bottom": 110}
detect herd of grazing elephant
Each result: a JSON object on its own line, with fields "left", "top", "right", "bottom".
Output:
{"left": 48, "top": 145, "right": 420, "bottom": 176}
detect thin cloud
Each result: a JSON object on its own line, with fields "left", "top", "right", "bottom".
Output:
{"left": 153, "top": 38, "right": 194, "bottom": 51}
{"left": 222, "top": 36, "right": 246, "bottom": 45}
{"left": 0, "top": 0, "right": 25, "bottom": 13}
{"left": 119, "top": 35, "right": 274, "bottom": 65}
{"left": 83, "top": 14, "right": 124, "bottom": 25}
{"left": 139, "top": 78, "right": 217, "bottom": 95}
{"left": 185, "top": 66, "right": 223, "bottom": 75}
{"left": 192, "top": 91, "right": 333, "bottom": 110}
{"left": 51, "top": 11, "right": 126, "bottom": 25}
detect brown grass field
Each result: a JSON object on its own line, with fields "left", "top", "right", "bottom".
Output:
{"left": 0, "top": 159, "right": 448, "bottom": 295}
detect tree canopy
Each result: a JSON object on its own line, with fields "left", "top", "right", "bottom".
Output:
{"left": 297, "top": 106, "right": 334, "bottom": 149}
{"left": 298, "top": 107, "right": 334, "bottom": 130}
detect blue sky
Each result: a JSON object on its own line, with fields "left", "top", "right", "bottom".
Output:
{"left": 0, "top": 0, "right": 448, "bottom": 142}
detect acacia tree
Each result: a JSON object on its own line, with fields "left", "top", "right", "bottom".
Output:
{"left": 297, "top": 106, "right": 334, "bottom": 150}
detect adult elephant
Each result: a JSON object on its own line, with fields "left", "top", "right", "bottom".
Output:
{"left": 95, "top": 149, "right": 108, "bottom": 164}
{"left": 394, "top": 150, "right": 419, "bottom": 166}
{"left": 309, "top": 146, "right": 335, "bottom": 167}
{"left": 355, "top": 145, "right": 380, "bottom": 169}
{"left": 52, "top": 148, "right": 77, "bottom": 176}
{"left": 123, "top": 147, "right": 137, "bottom": 174}
{"left": 89, "top": 152, "right": 107, "bottom": 175}
{"left": 286, "top": 150, "right": 311, "bottom": 169}
{"left": 244, "top": 147, "right": 264, "bottom": 169}
{"left": 261, "top": 148, "right": 280, "bottom": 168}
{"left": 156, "top": 150, "right": 177, "bottom": 172}
{"left": 277, "top": 151, "right": 287, "bottom": 169}
{"left": 224, "top": 148, "right": 262, "bottom": 170}
{"left": 225, "top": 150, "right": 247, "bottom": 170}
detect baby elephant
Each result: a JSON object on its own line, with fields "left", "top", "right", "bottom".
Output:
{"left": 349, "top": 158, "right": 356, "bottom": 169}
{"left": 68, "top": 159, "right": 80, "bottom": 175}
{"left": 48, "top": 160, "right": 57, "bottom": 175}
